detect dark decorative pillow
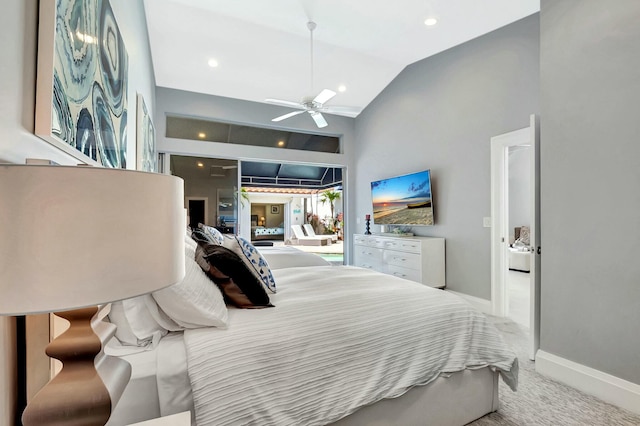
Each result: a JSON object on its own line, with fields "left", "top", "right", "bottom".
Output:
{"left": 195, "top": 243, "right": 273, "bottom": 309}
{"left": 222, "top": 235, "right": 277, "bottom": 294}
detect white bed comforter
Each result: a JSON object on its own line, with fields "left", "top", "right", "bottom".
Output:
{"left": 184, "top": 266, "right": 518, "bottom": 426}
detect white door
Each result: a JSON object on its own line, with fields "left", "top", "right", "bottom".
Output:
{"left": 528, "top": 115, "right": 541, "bottom": 360}
{"left": 490, "top": 114, "right": 540, "bottom": 360}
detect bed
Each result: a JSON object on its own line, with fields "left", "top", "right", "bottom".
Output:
{"left": 105, "top": 241, "right": 518, "bottom": 426}
{"left": 252, "top": 225, "right": 285, "bottom": 241}
{"left": 251, "top": 215, "right": 286, "bottom": 241}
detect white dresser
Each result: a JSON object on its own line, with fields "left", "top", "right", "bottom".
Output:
{"left": 353, "top": 234, "right": 446, "bottom": 288}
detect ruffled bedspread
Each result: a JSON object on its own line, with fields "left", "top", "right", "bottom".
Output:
{"left": 184, "top": 266, "right": 518, "bottom": 426}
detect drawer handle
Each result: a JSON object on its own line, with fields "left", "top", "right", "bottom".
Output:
{"left": 393, "top": 272, "right": 406, "bottom": 277}
{"left": 394, "top": 257, "right": 407, "bottom": 262}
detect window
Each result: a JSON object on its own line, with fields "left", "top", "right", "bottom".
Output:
{"left": 166, "top": 116, "right": 341, "bottom": 153}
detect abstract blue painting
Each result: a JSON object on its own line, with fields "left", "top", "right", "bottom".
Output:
{"left": 136, "top": 93, "right": 156, "bottom": 172}
{"left": 36, "top": 0, "right": 128, "bottom": 168}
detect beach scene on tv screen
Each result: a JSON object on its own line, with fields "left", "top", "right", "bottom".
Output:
{"left": 371, "top": 170, "right": 434, "bottom": 226}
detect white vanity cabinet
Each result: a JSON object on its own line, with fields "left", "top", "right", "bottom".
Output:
{"left": 353, "top": 234, "right": 446, "bottom": 288}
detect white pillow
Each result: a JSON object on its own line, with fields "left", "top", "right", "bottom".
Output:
{"left": 109, "top": 295, "right": 169, "bottom": 347}
{"left": 185, "top": 232, "right": 197, "bottom": 250}
{"left": 152, "top": 244, "right": 228, "bottom": 328}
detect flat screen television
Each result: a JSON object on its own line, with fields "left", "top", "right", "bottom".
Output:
{"left": 371, "top": 169, "right": 434, "bottom": 226}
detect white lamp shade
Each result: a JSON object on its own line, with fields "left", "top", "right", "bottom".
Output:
{"left": 0, "top": 165, "right": 185, "bottom": 315}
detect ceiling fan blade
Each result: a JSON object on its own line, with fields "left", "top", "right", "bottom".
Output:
{"left": 310, "top": 111, "right": 328, "bottom": 128}
{"left": 323, "top": 105, "right": 363, "bottom": 115}
{"left": 313, "top": 89, "right": 336, "bottom": 105}
{"left": 272, "top": 110, "right": 306, "bottom": 122}
{"left": 265, "top": 99, "right": 304, "bottom": 109}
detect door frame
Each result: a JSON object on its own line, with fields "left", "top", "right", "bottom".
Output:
{"left": 490, "top": 114, "right": 540, "bottom": 360}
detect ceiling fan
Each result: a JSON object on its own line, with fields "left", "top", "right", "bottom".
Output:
{"left": 210, "top": 163, "right": 237, "bottom": 177}
{"left": 266, "top": 21, "right": 361, "bottom": 128}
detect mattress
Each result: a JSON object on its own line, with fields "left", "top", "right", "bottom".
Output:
{"left": 184, "top": 265, "right": 518, "bottom": 426}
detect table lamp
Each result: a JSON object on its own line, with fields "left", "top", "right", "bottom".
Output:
{"left": 0, "top": 165, "right": 185, "bottom": 425}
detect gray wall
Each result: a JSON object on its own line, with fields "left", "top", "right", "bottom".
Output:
{"left": 353, "top": 15, "right": 540, "bottom": 298}
{"left": 540, "top": 0, "right": 640, "bottom": 384}
{"left": 0, "top": 1, "right": 157, "bottom": 422}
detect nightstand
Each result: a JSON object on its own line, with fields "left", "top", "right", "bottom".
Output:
{"left": 128, "top": 411, "right": 190, "bottom": 425}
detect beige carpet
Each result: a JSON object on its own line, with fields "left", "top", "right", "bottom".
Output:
{"left": 468, "top": 317, "right": 640, "bottom": 426}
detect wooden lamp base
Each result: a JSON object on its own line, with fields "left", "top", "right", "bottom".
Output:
{"left": 22, "top": 307, "right": 131, "bottom": 426}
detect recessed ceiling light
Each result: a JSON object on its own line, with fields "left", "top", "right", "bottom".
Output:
{"left": 277, "top": 140, "right": 285, "bottom": 147}
{"left": 424, "top": 18, "right": 438, "bottom": 26}
{"left": 338, "top": 85, "right": 347, "bottom": 92}
{"left": 198, "top": 132, "right": 206, "bottom": 138}
{"left": 197, "top": 162, "right": 204, "bottom": 168}
{"left": 207, "top": 58, "right": 219, "bottom": 68}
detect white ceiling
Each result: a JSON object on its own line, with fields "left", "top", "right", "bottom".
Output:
{"left": 144, "top": 0, "right": 539, "bottom": 118}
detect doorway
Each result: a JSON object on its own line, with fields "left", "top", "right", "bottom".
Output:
{"left": 506, "top": 145, "right": 532, "bottom": 328}
{"left": 491, "top": 114, "right": 540, "bottom": 360}
{"left": 186, "top": 197, "right": 208, "bottom": 229}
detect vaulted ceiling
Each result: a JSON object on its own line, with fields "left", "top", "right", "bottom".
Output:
{"left": 144, "top": 0, "right": 539, "bottom": 117}
{"left": 152, "top": 1, "right": 539, "bottom": 184}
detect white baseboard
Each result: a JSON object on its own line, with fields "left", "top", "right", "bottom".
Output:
{"left": 445, "top": 290, "right": 492, "bottom": 315}
{"left": 536, "top": 350, "right": 640, "bottom": 415}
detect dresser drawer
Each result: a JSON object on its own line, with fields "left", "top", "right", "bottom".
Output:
{"left": 354, "top": 246, "right": 383, "bottom": 273}
{"left": 355, "top": 245, "right": 383, "bottom": 260}
{"left": 383, "top": 250, "right": 421, "bottom": 270}
{"left": 381, "top": 239, "right": 421, "bottom": 253}
{"left": 386, "top": 264, "right": 421, "bottom": 282}
{"left": 353, "top": 235, "right": 368, "bottom": 245}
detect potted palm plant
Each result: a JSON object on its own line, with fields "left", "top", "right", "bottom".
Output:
{"left": 320, "top": 189, "right": 341, "bottom": 233}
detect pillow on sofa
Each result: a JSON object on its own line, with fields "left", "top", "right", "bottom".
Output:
{"left": 222, "top": 235, "right": 277, "bottom": 294}
{"left": 196, "top": 243, "right": 273, "bottom": 309}
{"left": 152, "top": 243, "right": 229, "bottom": 328}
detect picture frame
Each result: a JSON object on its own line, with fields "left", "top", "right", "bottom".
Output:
{"left": 136, "top": 94, "right": 156, "bottom": 172}
{"left": 271, "top": 205, "right": 280, "bottom": 214}
{"left": 35, "top": 0, "right": 129, "bottom": 168}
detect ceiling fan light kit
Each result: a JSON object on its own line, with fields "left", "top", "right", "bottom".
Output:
{"left": 266, "top": 21, "right": 360, "bottom": 128}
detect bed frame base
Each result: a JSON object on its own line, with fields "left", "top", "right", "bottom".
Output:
{"left": 107, "top": 361, "right": 499, "bottom": 426}
{"left": 331, "top": 367, "right": 499, "bottom": 426}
